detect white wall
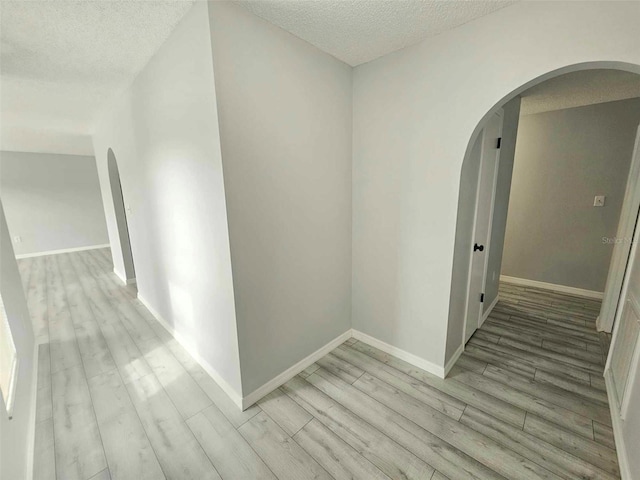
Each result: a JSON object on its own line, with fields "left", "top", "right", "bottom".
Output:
{"left": 208, "top": 2, "right": 353, "bottom": 396}
{"left": 352, "top": 1, "right": 640, "bottom": 368}
{"left": 92, "top": 2, "right": 243, "bottom": 397}
{"left": 0, "top": 202, "right": 36, "bottom": 480}
{"left": 0, "top": 151, "right": 108, "bottom": 257}
{"left": 502, "top": 98, "right": 640, "bottom": 293}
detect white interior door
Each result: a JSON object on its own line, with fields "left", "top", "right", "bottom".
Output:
{"left": 465, "top": 111, "right": 503, "bottom": 342}
{"left": 606, "top": 203, "right": 640, "bottom": 418}
{"left": 599, "top": 125, "right": 640, "bottom": 333}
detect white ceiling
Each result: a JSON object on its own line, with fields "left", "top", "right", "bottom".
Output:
{"left": 520, "top": 69, "right": 640, "bottom": 115}
{"left": 0, "top": 0, "right": 195, "bottom": 155}
{"left": 2, "top": 1, "right": 639, "bottom": 156}
{"left": 236, "top": 0, "right": 516, "bottom": 67}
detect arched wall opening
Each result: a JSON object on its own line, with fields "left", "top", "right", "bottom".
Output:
{"left": 107, "top": 148, "right": 136, "bottom": 283}
{"left": 446, "top": 61, "right": 640, "bottom": 366}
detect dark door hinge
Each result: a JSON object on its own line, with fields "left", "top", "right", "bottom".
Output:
{"left": 480, "top": 293, "right": 485, "bottom": 303}
{"left": 496, "top": 137, "right": 502, "bottom": 149}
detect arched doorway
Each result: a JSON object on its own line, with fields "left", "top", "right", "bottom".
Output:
{"left": 448, "top": 62, "right": 640, "bottom": 355}
{"left": 107, "top": 148, "right": 136, "bottom": 283}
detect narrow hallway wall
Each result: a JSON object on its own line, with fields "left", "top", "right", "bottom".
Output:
{"left": 209, "top": 1, "right": 353, "bottom": 397}
{"left": 92, "top": 2, "right": 242, "bottom": 399}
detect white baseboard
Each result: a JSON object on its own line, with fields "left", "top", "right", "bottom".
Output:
{"left": 500, "top": 275, "right": 604, "bottom": 300}
{"left": 242, "top": 329, "right": 354, "bottom": 409}
{"left": 113, "top": 268, "right": 136, "bottom": 286}
{"left": 604, "top": 370, "right": 632, "bottom": 480}
{"left": 137, "top": 293, "right": 244, "bottom": 410}
{"left": 481, "top": 294, "right": 500, "bottom": 326}
{"left": 351, "top": 329, "right": 446, "bottom": 378}
{"left": 15, "top": 243, "right": 110, "bottom": 259}
{"left": 444, "top": 343, "right": 465, "bottom": 377}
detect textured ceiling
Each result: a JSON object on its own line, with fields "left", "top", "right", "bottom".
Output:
{"left": 0, "top": 0, "right": 195, "bottom": 155}
{"left": 520, "top": 70, "right": 640, "bottom": 115}
{"left": 236, "top": 0, "right": 516, "bottom": 66}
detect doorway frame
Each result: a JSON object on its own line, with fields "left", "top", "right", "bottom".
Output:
{"left": 107, "top": 148, "right": 136, "bottom": 285}
{"left": 452, "top": 62, "right": 640, "bottom": 356}
{"left": 463, "top": 110, "right": 503, "bottom": 343}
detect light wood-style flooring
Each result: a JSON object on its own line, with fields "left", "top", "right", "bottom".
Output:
{"left": 20, "top": 250, "right": 620, "bottom": 480}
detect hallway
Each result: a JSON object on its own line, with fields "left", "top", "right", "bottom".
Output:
{"left": 22, "top": 250, "right": 620, "bottom": 480}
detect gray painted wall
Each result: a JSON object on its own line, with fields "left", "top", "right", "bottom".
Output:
{"left": 502, "top": 98, "right": 640, "bottom": 292}
{"left": 0, "top": 202, "right": 36, "bottom": 480}
{"left": 209, "top": 1, "right": 352, "bottom": 395}
{"left": 0, "top": 151, "right": 108, "bottom": 256}
{"left": 483, "top": 99, "right": 522, "bottom": 311}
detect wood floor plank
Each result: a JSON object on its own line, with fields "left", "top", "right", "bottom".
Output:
{"left": 36, "top": 378, "right": 52, "bottom": 423}
{"left": 523, "top": 414, "right": 619, "bottom": 477}
{"left": 68, "top": 253, "right": 152, "bottom": 384}
{"left": 467, "top": 338, "right": 592, "bottom": 384}
{"left": 308, "top": 368, "right": 508, "bottom": 480}
{"left": 25, "top": 256, "right": 50, "bottom": 343}
{"left": 156, "top": 335, "right": 261, "bottom": 428}
{"left": 316, "top": 352, "right": 365, "bottom": 383}
{"left": 187, "top": 404, "right": 276, "bottom": 480}
{"left": 51, "top": 365, "right": 107, "bottom": 480}
{"left": 239, "top": 411, "right": 332, "bottom": 480}
{"left": 33, "top": 418, "right": 56, "bottom": 480}
{"left": 471, "top": 329, "right": 502, "bottom": 344}
{"left": 496, "top": 336, "right": 603, "bottom": 373}
{"left": 88, "top": 469, "right": 111, "bottom": 480}
{"left": 137, "top": 335, "right": 212, "bottom": 420}
{"left": 352, "top": 371, "right": 562, "bottom": 480}
{"left": 282, "top": 375, "right": 435, "bottom": 480}
{"left": 455, "top": 354, "right": 487, "bottom": 374}
{"left": 483, "top": 321, "right": 588, "bottom": 350}
{"left": 299, "top": 363, "right": 320, "bottom": 378}
{"left": 590, "top": 374, "right": 607, "bottom": 392}
{"left": 432, "top": 472, "right": 450, "bottom": 480}
{"left": 345, "top": 342, "right": 525, "bottom": 427}
{"left": 593, "top": 421, "right": 616, "bottom": 450}
{"left": 88, "top": 370, "right": 165, "bottom": 480}
{"left": 533, "top": 369, "right": 608, "bottom": 405}
{"left": 487, "top": 316, "right": 600, "bottom": 346}
{"left": 293, "top": 418, "right": 391, "bottom": 480}
{"left": 481, "top": 364, "right": 612, "bottom": 426}
{"left": 36, "top": 344, "right": 52, "bottom": 422}
{"left": 18, "top": 256, "right": 33, "bottom": 291}
{"left": 47, "top": 255, "right": 83, "bottom": 374}
{"left": 448, "top": 366, "right": 595, "bottom": 439}
{"left": 542, "top": 340, "right": 602, "bottom": 364}
{"left": 56, "top": 254, "right": 121, "bottom": 379}
{"left": 334, "top": 345, "right": 467, "bottom": 421}
{"left": 125, "top": 373, "right": 221, "bottom": 480}
{"left": 460, "top": 406, "right": 617, "bottom": 480}
{"left": 28, "top": 254, "right": 623, "bottom": 480}
{"left": 462, "top": 346, "right": 536, "bottom": 379}
{"left": 257, "top": 388, "right": 312, "bottom": 436}
{"left": 99, "top": 322, "right": 153, "bottom": 384}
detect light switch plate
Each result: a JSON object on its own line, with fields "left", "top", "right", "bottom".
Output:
{"left": 594, "top": 195, "right": 606, "bottom": 207}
